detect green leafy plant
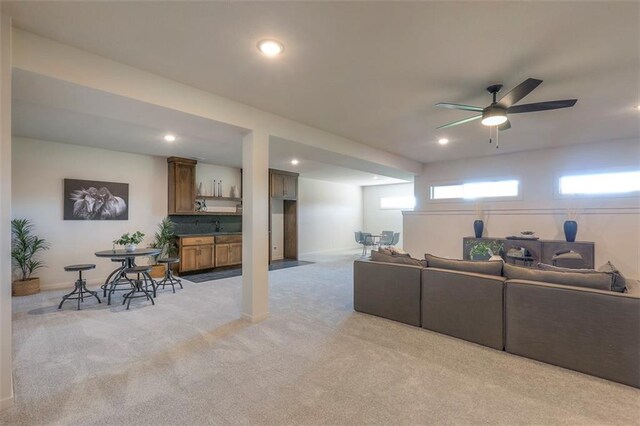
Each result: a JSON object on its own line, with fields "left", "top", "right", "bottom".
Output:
{"left": 149, "top": 218, "right": 177, "bottom": 263}
{"left": 466, "top": 240, "right": 503, "bottom": 260}
{"left": 11, "top": 218, "right": 50, "bottom": 281}
{"left": 113, "top": 231, "right": 145, "bottom": 246}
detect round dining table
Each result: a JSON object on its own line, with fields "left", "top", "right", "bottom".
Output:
{"left": 94, "top": 248, "right": 161, "bottom": 267}
{"left": 95, "top": 248, "right": 162, "bottom": 305}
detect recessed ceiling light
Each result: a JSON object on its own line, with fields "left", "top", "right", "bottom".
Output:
{"left": 636, "top": 105, "right": 640, "bottom": 110}
{"left": 438, "top": 138, "right": 449, "bottom": 145}
{"left": 372, "top": 176, "right": 379, "bottom": 180}
{"left": 164, "top": 134, "right": 176, "bottom": 142}
{"left": 257, "top": 39, "right": 284, "bottom": 57}
{"left": 291, "top": 159, "right": 299, "bottom": 165}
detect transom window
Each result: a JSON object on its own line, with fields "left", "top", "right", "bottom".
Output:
{"left": 430, "top": 179, "right": 519, "bottom": 200}
{"left": 559, "top": 170, "right": 640, "bottom": 196}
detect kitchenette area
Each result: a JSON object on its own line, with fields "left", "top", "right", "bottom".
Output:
{"left": 166, "top": 157, "right": 299, "bottom": 275}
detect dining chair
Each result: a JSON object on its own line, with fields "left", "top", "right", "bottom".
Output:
{"left": 361, "top": 233, "right": 375, "bottom": 256}
{"left": 380, "top": 231, "right": 394, "bottom": 246}
{"left": 391, "top": 232, "right": 400, "bottom": 246}
{"left": 354, "top": 231, "right": 364, "bottom": 245}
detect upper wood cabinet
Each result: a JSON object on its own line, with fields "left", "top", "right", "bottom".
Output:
{"left": 168, "top": 157, "right": 197, "bottom": 214}
{"left": 270, "top": 169, "right": 298, "bottom": 200}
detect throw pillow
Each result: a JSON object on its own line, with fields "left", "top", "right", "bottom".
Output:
{"left": 424, "top": 253, "right": 503, "bottom": 276}
{"left": 504, "top": 262, "right": 612, "bottom": 291}
{"left": 371, "top": 250, "right": 423, "bottom": 267}
{"left": 597, "top": 261, "right": 627, "bottom": 293}
{"left": 378, "top": 247, "right": 393, "bottom": 256}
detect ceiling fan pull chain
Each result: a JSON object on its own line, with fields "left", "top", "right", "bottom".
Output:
{"left": 489, "top": 126, "right": 492, "bottom": 144}
{"left": 496, "top": 127, "right": 499, "bottom": 149}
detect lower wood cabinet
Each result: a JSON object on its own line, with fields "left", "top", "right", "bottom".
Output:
{"left": 215, "top": 240, "right": 242, "bottom": 267}
{"left": 179, "top": 236, "right": 215, "bottom": 272}
{"left": 179, "top": 234, "right": 242, "bottom": 272}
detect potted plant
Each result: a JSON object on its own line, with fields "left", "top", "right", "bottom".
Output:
{"left": 11, "top": 218, "right": 50, "bottom": 296}
{"left": 467, "top": 240, "right": 503, "bottom": 261}
{"left": 148, "top": 218, "right": 177, "bottom": 278}
{"left": 113, "top": 231, "right": 145, "bottom": 252}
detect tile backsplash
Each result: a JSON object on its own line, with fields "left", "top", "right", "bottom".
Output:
{"left": 170, "top": 215, "right": 242, "bottom": 235}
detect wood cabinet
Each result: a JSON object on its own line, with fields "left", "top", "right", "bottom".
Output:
{"left": 179, "top": 235, "right": 215, "bottom": 272}
{"left": 168, "top": 157, "right": 197, "bottom": 214}
{"left": 269, "top": 169, "right": 299, "bottom": 263}
{"left": 215, "top": 235, "right": 242, "bottom": 267}
{"left": 270, "top": 169, "right": 298, "bottom": 200}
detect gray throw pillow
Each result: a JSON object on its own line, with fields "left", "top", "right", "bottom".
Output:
{"left": 424, "top": 253, "right": 503, "bottom": 276}
{"left": 371, "top": 250, "right": 423, "bottom": 267}
{"left": 597, "top": 261, "right": 627, "bottom": 293}
{"left": 505, "top": 262, "right": 613, "bottom": 291}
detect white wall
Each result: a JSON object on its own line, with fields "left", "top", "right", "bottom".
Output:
{"left": 404, "top": 139, "right": 640, "bottom": 279}
{"left": 12, "top": 137, "right": 168, "bottom": 289}
{"left": 298, "top": 177, "right": 363, "bottom": 255}
{"left": 0, "top": 15, "right": 13, "bottom": 411}
{"left": 363, "top": 183, "right": 413, "bottom": 249}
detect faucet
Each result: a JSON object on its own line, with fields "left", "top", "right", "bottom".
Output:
{"left": 214, "top": 220, "right": 222, "bottom": 232}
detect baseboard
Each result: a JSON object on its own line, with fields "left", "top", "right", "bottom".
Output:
{"left": 241, "top": 312, "right": 269, "bottom": 323}
{"left": 40, "top": 278, "right": 104, "bottom": 292}
{"left": 0, "top": 394, "right": 14, "bottom": 411}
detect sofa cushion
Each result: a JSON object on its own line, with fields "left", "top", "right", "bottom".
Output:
{"left": 424, "top": 253, "right": 503, "bottom": 276}
{"left": 371, "top": 250, "right": 423, "bottom": 267}
{"left": 504, "top": 262, "right": 612, "bottom": 291}
{"left": 598, "top": 261, "right": 628, "bottom": 293}
{"left": 538, "top": 262, "right": 626, "bottom": 293}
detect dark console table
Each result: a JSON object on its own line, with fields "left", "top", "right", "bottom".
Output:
{"left": 463, "top": 237, "right": 595, "bottom": 268}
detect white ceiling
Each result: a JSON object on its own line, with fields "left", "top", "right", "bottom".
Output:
{"left": 12, "top": 69, "right": 409, "bottom": 186}
{"left": 3, "top": 1, "right": 638, "bottom": 163}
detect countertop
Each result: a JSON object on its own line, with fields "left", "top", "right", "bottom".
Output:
{"left": 175, "top": 232, "right": 242, "bottom": 238}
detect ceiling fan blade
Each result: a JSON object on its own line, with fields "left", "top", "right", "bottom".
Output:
{"left": 498, "top": 78, "right": 543, "bottom": 108}
{"left": 436, "top": 115, "right": 482, "bottom": 129}
{"left": 507, "top": 99, "right": 577, "bottom": 114}
{"left": 435, "top": 103, "right": 483, "bottom": 112}
{"left": 498, "top": 119, "right": 511, "bottom": 131}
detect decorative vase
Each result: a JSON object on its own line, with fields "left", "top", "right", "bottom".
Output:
{"left": 197, "top": 182, "right": 204, "bottom": 196}
{"left": 564, "top": 220, "right": 578, "bottom": 242}
{"left": 473, "top": 220, "right": 484, "bottom": 238}
{"left": 125, "top": 244, "right": 136, "bottom": 252}
{"left": 12, "top": 277, "right": 40, "bottom": 296}
{"left": 230, "top": 185, "right": 237, "bottom": 198}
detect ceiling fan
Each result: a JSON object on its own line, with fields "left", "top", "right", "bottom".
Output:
{"left": 435, "top": 78, "right": 577, "bottom": 132}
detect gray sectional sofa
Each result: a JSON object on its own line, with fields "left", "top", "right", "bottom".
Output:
{"left": 353, "top": 255, "right": 640, "bottom": 388}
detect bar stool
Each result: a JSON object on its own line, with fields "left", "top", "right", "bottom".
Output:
{"left": 101, "top": 257, "right": 128, "bottom": 299}
{"left": 156, "top": 258, "right": 183, "bottom": 293}
{"left": 59, "top": 264, "right": 101, "bottom": 310}
{"left": 122, "top": 265, "right": 155, "bottom": 310}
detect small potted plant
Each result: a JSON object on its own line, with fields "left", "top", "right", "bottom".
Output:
{"left": 467, "top": 240, "right": 503, "bottom": 261}
{"left": 148, "top": 218, "right": 177, "bottom": 278}
{"left": 113, "top": 231, "right": 145, "bottom": 252}
{"left": 11, "top": 218, "right": 50, "bottom": 296}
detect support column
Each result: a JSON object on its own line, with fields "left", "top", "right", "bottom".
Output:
{"left": 241, "top": 130, "right": 269, "bottom": 322}
{"left": 0, "top": 15, "right": 13, "bottom": 411}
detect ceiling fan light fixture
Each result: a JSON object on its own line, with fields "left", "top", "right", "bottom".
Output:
{"left": 481, "top": 106, "right": 508, "bottom": 126}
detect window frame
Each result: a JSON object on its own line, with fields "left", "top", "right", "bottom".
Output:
{"left": 554, "top": 166, "right": 640, "bottom": 200}
{"left": 428, "top": 176, "right": 522, "bottom": 203}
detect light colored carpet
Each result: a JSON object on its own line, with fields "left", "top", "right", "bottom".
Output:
{"left": 1, "top": 250, "right": 639, "bottom": 425}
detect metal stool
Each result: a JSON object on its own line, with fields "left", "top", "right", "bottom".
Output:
{"left": 101, "top": 257, "right": 130, "bottom": 300}
{"left": 156, "top": 258, "right": 183, "bottom": 293}
{"left": 59, "top": 264, "right": 101, "bottom": 310}
{"left": 121, "top": 266, "right": 155, "bottom": 310}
